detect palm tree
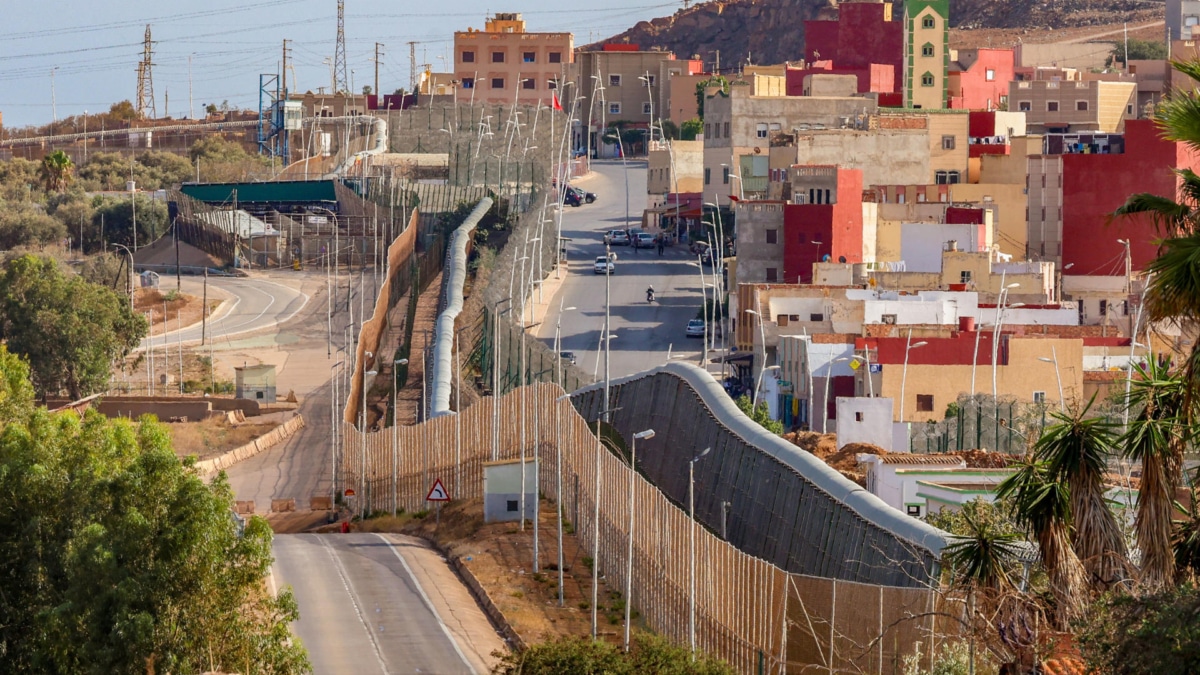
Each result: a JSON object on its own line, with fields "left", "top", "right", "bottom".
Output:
{"left": 39, "top": 150, "right": 74, "bottom": 192}
{"left": 1120, "top": 357, "right": 1189, "bottom": 588}
{"left": 1035, "top": 401, "right": 1129, "bottom": 588}
{"left": 997, "top": 458, "right": 1088, "bottom": 627}
{"left": 1174, "top": 489, "right": 1200, "bottom": 580}
{"left": 942, "top": 508, "right": 1021, "bottom": 591}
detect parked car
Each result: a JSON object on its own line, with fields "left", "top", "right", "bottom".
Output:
{"left": 559, "top": 351, "right": 578, "bottom": 365}
{"left": 605, "top": 230, "right": 630, "bottom": 246}
{"left": 569, "top": 186, "right": 597, "bottom": 203}
{"left": 634, "top": 232, "right": 656, "bottom": 248}
{"left": 593, "top": 256, "right": 615, "bottom": 275}
{"left": 560, "top": 188, "right": 582, "bottom": 207}
{"left": 686, "top": 319, "right": 706, "bottom": 337}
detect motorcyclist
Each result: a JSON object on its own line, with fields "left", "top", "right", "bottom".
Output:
{"left": 646, "top": 286, "right": 655, "bottom": 303}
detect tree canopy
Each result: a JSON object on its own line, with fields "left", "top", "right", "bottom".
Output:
{"left": 0, "top": 255, "right": 146, "bottom": 399}
{"left": 0, "top": 345, "right": 309, "bottom": 673}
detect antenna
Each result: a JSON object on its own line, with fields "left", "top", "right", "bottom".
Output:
{"left": 136, "top": 24, "right": 157, "bottom": 119}
{"left": 333, "top": 0, "right": 349, "bottom": 93}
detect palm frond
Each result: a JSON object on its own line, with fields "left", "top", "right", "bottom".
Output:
{"left": 1155, "top": 86, "right": 1200, "bottom": 154}
{"left": 1111, "top": 192, "right": 1191, "bottom": 237}
{"left": 942, "top": 509, "right": 1021, "bottom": 590}
{"left": 1171, "top": 58, "right": 1200, "bottom": 86}
{"left": 1145, "top": 233, "right": 1200, "bottom": 323}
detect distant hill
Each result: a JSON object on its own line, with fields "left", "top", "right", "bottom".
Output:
{"left": 586, "top": 0, "right": 1162, "bottom": 71}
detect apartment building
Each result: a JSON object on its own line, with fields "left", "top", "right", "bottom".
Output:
{"left": 1008, "top": 79, "right": 1136, "bottom": 134}
{"left": 453, "top": 13, "right": 573, "bottom": 106}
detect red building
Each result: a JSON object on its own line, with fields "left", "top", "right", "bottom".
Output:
{"left": 803, "top": 3, "right": 905, "bottom": 95}
{"left": 1062, "top": 120, "right": 1200, "bottom": 274}
{"left": 782, "top": 167, "right": 864, "bottom": 283}
{"left": 948, "top": 49, "right": 1014, "bottom": 110}
{"left": 785, "top": 62, "right": 895, "bottom": 95}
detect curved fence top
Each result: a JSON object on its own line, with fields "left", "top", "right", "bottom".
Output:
{"left": 571, "top": 361, "right": 950, "bottom": 566}
{"left": 430, "top": 198, "right": 494, "bottom": 416}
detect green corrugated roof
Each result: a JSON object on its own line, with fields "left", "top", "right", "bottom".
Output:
{"left": 180, "top": 180, "right": 338, "bottom": 204}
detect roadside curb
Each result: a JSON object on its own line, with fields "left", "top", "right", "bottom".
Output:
{"left": 194, "top": 413, "right": 306, "bottom": 477}
{"left": 422, "top": 536, "right": 527, "bottom": 652}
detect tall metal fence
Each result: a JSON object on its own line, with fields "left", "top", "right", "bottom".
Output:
{"left": 908, "top": 393, "right": 1053, "bottom": 455}
{"left": 340, "top": 383, "right": 964, "bottom": 673}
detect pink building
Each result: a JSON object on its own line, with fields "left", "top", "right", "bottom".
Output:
{"left": 948, "top": 49, "right": 1015, "bottom": 110}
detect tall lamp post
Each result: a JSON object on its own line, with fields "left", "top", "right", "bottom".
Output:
{"left": 689, "top": 259, "right": 711, "bottom": 367}
{"left": 744, "top": 308, "right": 769, "bottom": 395}
{"left": 553, "top": 301, "right": 577, "bottom": 388}
{"left": 554, "top": 393, "right": 574, "bottom": 607}
{"left": 1038, "top": 349, "right": 1065, "bottom": 413}
{"left": 361, "top": 358, "right": 378, "bottom": 519}
{"left": 330, "top": 359, "right": 345, "bottom": 502}
{"left": 625, "top": 428, "right": 655, "bottom": 651}
{"left": 689, "top": 446, "right": 712, "bottom": 659}
{"left": 752, "top": 365, "right": 781, "bottom": 411}
{"left": 836, "top": 354, "right": 875, "bottom": 397}
{"left": 391, "top": 357, "right": 409, "bottom": 515}
{"left": 899, "top": 331, "right": 928, "bottom": 421}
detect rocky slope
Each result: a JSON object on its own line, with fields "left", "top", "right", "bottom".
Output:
{"left": 588, "top": 0, "right": 1162, "bottom": 68}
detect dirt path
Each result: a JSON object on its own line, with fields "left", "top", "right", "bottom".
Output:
{"left": 395, "top": 271, "right": 443, "bottom": 425}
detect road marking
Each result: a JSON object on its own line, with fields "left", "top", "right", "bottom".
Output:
{"left": 373, "top": 533, "right": 474, "bottom": 671}
{"left": 317, "top": 535, "right": 391, "bottom": 675}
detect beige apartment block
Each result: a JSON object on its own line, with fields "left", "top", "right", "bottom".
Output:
{"left": 648, "top": 140, "right": 704, "bottom": 196}
{"left": 1026, "top": 154, "right": 1064, "bottom": 263}
{"left": 666, "top": 73, "right": 708, "bottom": 124}
{"left": 1009, "top": 80, "right": 1136, "bottom": 133}
{"left": 453, "top": 13, "right": 573, "bottom": 106}
{"left": 576, "top": 49, "right": 685, "bottom": 155}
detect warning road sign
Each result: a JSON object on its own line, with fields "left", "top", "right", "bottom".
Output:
{"left": 425, "top": 478, "right": 451, "bottom": 502}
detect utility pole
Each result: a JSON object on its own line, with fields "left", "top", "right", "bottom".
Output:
{"left": 51, "top": 67, "right": 58, "bottom": 126}
{"left": 408, "top": 41, "right": 418, "bottom": 93}
{"left": 136, "top": 25, "right": 156, "bottom": 119}
{"left": 334, "top": 0, "right": 349, "bottom": 93}
{"left": 374, "top": 42, "right": 384, "bottom": 97}
{"left": 188, "top": 54, "right": 194, "bottom": 119}
{"left": 282, "top": 39, "right": 290, "bottom": 93}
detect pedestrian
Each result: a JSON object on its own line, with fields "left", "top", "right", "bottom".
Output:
{"left": 657, "top": 241, "right": 664, "bottom": 257}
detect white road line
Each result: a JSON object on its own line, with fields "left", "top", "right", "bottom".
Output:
{"left": 373, "top": 533, "right": 474, "bottom": 672}
{"left": 317, "top": 535, "right": 391, "bottom": 675}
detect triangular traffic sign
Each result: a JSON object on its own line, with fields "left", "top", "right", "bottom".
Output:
{"left": 425, "top": 478, "right": 451, "bottom": 502}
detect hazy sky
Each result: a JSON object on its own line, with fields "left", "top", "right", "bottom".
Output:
{"left": 0, "top": 0, "right": 676, "bottom": 128}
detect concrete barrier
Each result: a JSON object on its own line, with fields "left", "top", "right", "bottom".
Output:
{"left": 271, "top": 499, "right": 296, "bottom": 513}
{"left": 310, "top": 496, "right": 333, "bottom": 510}
{"left": 194, "top": 414, "right": 306, "bottom": 476}
{"left": 235, "top": 500, "right": 255, "bottom": 514}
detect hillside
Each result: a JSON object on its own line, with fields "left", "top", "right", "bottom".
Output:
{"left": 587, "top": 0, "right": 1162, "bottom": 69}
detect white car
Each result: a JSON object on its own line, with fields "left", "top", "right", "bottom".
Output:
{"left": 686, "top": 319, "right": 706, "bottom": 337}
{"left": 593, "top": 256, "right": 615, "bottom": 275}
{"left": 606, "top": 230, "right": 630, "bottom": 246}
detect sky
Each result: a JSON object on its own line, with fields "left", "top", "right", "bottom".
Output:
{"left": 0, "top": 0, "right": 678, "bottom": 128}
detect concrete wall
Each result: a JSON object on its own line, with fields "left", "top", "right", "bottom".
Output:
{"left": 733, "top": 201, "right": 786, "bottom": 283}
{"left": 786, "top": 129, "right": 930, "bottom": 187}
{"left": 837, "top": 397, "right": 896, "bottom": 450}
{"left": 648, "top": 140, "right": 704, "bottom": 194}
{"left": 899, "top": 223, "right": 986, "bottom": 272}
{"left": 949, "top": 182, "right": 1026, "bottom": 258}
{"left": 1015, "top": 42, "right": 1114, "bottom": 71}
{"left": 483, "top": 459, "right": 538, "bottom": 522}
{"left": 98, "top": 400, "right": 215, "bottom": 420}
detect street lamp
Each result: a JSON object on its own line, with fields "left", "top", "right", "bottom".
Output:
{"left": 361, "top": 359, "right": 378, "bottom": 519}
{"left": 752, "top": 365, "right": 781, "bottom": 411}
{"left": 744, "top": 308, "right": 769, "bottom": 392}
{"left": 899, "top": 332, "right": 927, "bottom": 422}
{"left": 720, "top": 163, "right": 744, "bottom": 200}
{"left": 330, "top": 360, "right": 345, "bottom": 503}
{"left": 690, "top": 260, "right": 714, "bottom": 367}
{"left": 1038, "top": 349, "right": 1065, "bottom": 412}
{"left": 836, "top": 353, "right": 875, "bottom": 397}
{"left": 689, "top": 446, "right": 712, "bottom": 658}
{"left": 110, "top": 243, "right": 135, "bottom": 309}
{"left": 554, "top": 392, "right": 574, "bottom": 606}
{"left": 554, "top": 302, "right": 577, "bottom": 389}
{"left": 625, "top": 428, "right": 655, "bottom": 651}
{"left": 812, "top": 240, "right": 825, "bottom": 279}
{"left": 391, "top": 357, "right": 409, "bottom": 515}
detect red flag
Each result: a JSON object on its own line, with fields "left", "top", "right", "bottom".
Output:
{"left": 552, "top": 93, "right": 563, "bottom": 111}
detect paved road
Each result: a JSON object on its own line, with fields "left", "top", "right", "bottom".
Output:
{"left": 139, "top": 276, "right": 310, "bottom": 350}
{"left": 539, "top": 160, "right": 715, "bottom": 379}
{"left": 273, "top": 533, "right": 498, "bottom": 674}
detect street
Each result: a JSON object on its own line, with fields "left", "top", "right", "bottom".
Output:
{"left": 272, "top": 533, "right": 502, "bottom": 674}
{"left": 540, "top": 159, "right": 715, "bottom": 379}
{"left": 139, "top": 276, "right": 310, "bottom": 349}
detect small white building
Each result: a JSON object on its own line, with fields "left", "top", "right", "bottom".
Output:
{"left": 483, "top": 459, "right": 538, "bottom": 523}
{"left": 835, "top": 397, "right": 908, "bottom": 452}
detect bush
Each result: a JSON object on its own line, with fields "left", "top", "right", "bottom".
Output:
{"left": 492, "top": 633, "right": 734, "bottom": 675}
{"left": 1076, "top": 584, "right": 1200, "bottom": 675}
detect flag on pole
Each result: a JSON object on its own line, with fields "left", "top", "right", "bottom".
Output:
{"left": 552, "top": 93, "right": 563, "bottom": 111}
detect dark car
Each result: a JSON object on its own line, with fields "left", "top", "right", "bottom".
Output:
{"left": 561, "top": 188, "right": 582, "bottom": 207}
{"left": 559, "top": 351, "right": 578, "bottom": 365}
{"left": 570, "top": 186, "right": 597, "bottom": 204}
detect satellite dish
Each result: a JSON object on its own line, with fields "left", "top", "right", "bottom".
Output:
{"left": 838, "top": 255, "right": 847, "bottom": 263}
{"left": 753, "top": 147, "right": 762, "bottom": 154}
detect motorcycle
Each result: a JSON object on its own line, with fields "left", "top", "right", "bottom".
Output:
{"left": 646, "top": 288, "right": 655, "bottom": 303}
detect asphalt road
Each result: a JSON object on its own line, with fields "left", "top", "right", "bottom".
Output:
{"left": 139, "top": 276, "right": 310, "bottom": 350}
{"left": 272, "top": 533, "right": 487, "bottom": 674}
{"left": 540, "top": 159, "right": 713, "bottom": 379}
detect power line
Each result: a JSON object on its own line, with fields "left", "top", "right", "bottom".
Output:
{"left": 333, "top": 0, "right": 349, "bottom": 93}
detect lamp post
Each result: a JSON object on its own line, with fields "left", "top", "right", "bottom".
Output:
{"left": 625, "top": 428, "right": 655, "bottom": 651}
{"left": 110, "top": 243, "right": 135, "bottom": 310}
{"left": 361, "top": 358, "right": 378, "bottom": 519}
{"left": 689, "top": 259, "right": 711, "bottom": 367}
{"left": 991, "top": 281, "right": 1022, "bottom": 401}
{"left": 689, "top": 446, "right": 711, "bottom": 658}
{"left": 555, "top": 392, "right": 573, "bottom": 607}
{"left": 836, "top": 354, "right": 874, "bottom": 397}
{"left": 744, "top": 308, "right": 769, "bottom": 395}
{"left": 899, "top": 331, "right": 928, "bottom": 422}
{"left": 720, "top": 163, "right": 744, "bottom": 200}
{"left": 822, "top": 345, "right": 834, "bottom": 433}
{"left": 330, "top": 360, "right": 345, "bottom": 502}
{"left": 391, "top": 357, "right": 409, "bottom": 515}
{"left": 1038, "top": 348, "right": 1065, "bottom": 413}
{"left": 554, "top": 301, "right": 577, "bottom": 388}
{"left": 752, "top": 365, "right": 781, "bottom": 411}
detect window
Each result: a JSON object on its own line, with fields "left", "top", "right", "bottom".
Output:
{"left": 609, "top": 102, "right": 621, "bottom": 114}
{"left": 935, "top": 170, "right": 949, "bottom": 184}
{"left": 881, "top": 314, "right": 897, "bottom": 325}
{"left": 1033, "top": 391, "right": 1046, "bottom": 404}
{"left": 704, "top": 167, "right": 711, "bottom": 184}
{"left": 985, "top": 68, "right": 995, "bottom": 81}
{"left": 723, "top": 166, "right": 730, "bottom": 184}
{"left": 855, "top": 411, "right": 865, "bottom": 422}
{"left": 770, "top": 122, "right": 781, "bottom": 132}
{"left": 809, "top": 313, "right": 824, "bottom": 321}
{"left": 922, "top": 15, "right": 935, "bottom": 28}
{"left": 522, "top": 78, "right": 535, "bottom": 90}
{"left": 461, "top": 77, "right": 475, "bottom": 89}
{"left": 461, "top": 50, "right": 475, "bottom": 63}
{"left": 1076, "top": 100, "right": 1089, "bottom": 111}
{"left": 941, "top": 135, "right": 956, "bottom": 150}
{"left": 907, "top": 504, "right": 922, "bottom": 517}
{"left": 609, "top": 74, "right": 622, "bottom": 87}
{"left": 491, "top": 77, "right": 505, "bottom": 89}
{"left": 507, "top": 500, "right": 519, "bottom": 512}
{"left": 960, "top": 270, "right": 972, "bottom": 283}
{"left": 921, "top": 72, "right": 935, "bottom": 87}
{"left": 491, "top": 51, "right": 505, "bottom": 63}
{"left": 1047, "top": 101, "right": 1059, "bottom": 112}
{"left": 643, "top": 102, "right": 652, "bottom": 114}
{"left": 916, "top": 395, "right": 934, "bottom": 412}
{"left": 1099, "top": 299, "right": 1108, "bottom": 316}
{"left": 646, "top": 74, "right": 656, "bottom": 85}
{"left": 765, "top": 228, "right": 777, "bottom": 244}
{"left": 948, "top": 171, "right": 961, "bottom": 184}
{"left": 765, "top": 267, "right": 778, "bottom": 282}
{"left": 777, "top": 314, "right": 789, "bottom": 326}
{"left": 548, "top": 51, "right": 562, "bottom": 63}
{"left": 523, "top": 51, "right": 536, "bottom": 63}
{"left": 723, "top": 122, "right": 730, "bottom": 137}
{"left": 1127, "top": 104, "right": 1134, "bottom": 114}
{"left": 1018, "top": 100, "right": 1031, "bottom": 111}
{"left": 756, "top": 123, "right": 768, "bottom": 138}
{"left": 921, "top": 43, "right": 934, "bottom": 57}
{"left": 548, "top": 80, "right": 558, "bottom": 89}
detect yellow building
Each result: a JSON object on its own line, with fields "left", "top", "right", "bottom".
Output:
{"left": 453, "top": 13, "right": 573, "bottom": 106}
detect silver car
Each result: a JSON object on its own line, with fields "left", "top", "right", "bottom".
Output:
{"left": 686, "top": 319, "right": 705, "bottom": 337}
{"left": 606, "top": 230, "right": 630, "bottom": 246}
{"left": 593, "top": 256, "right": 615, "bottom": 275}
